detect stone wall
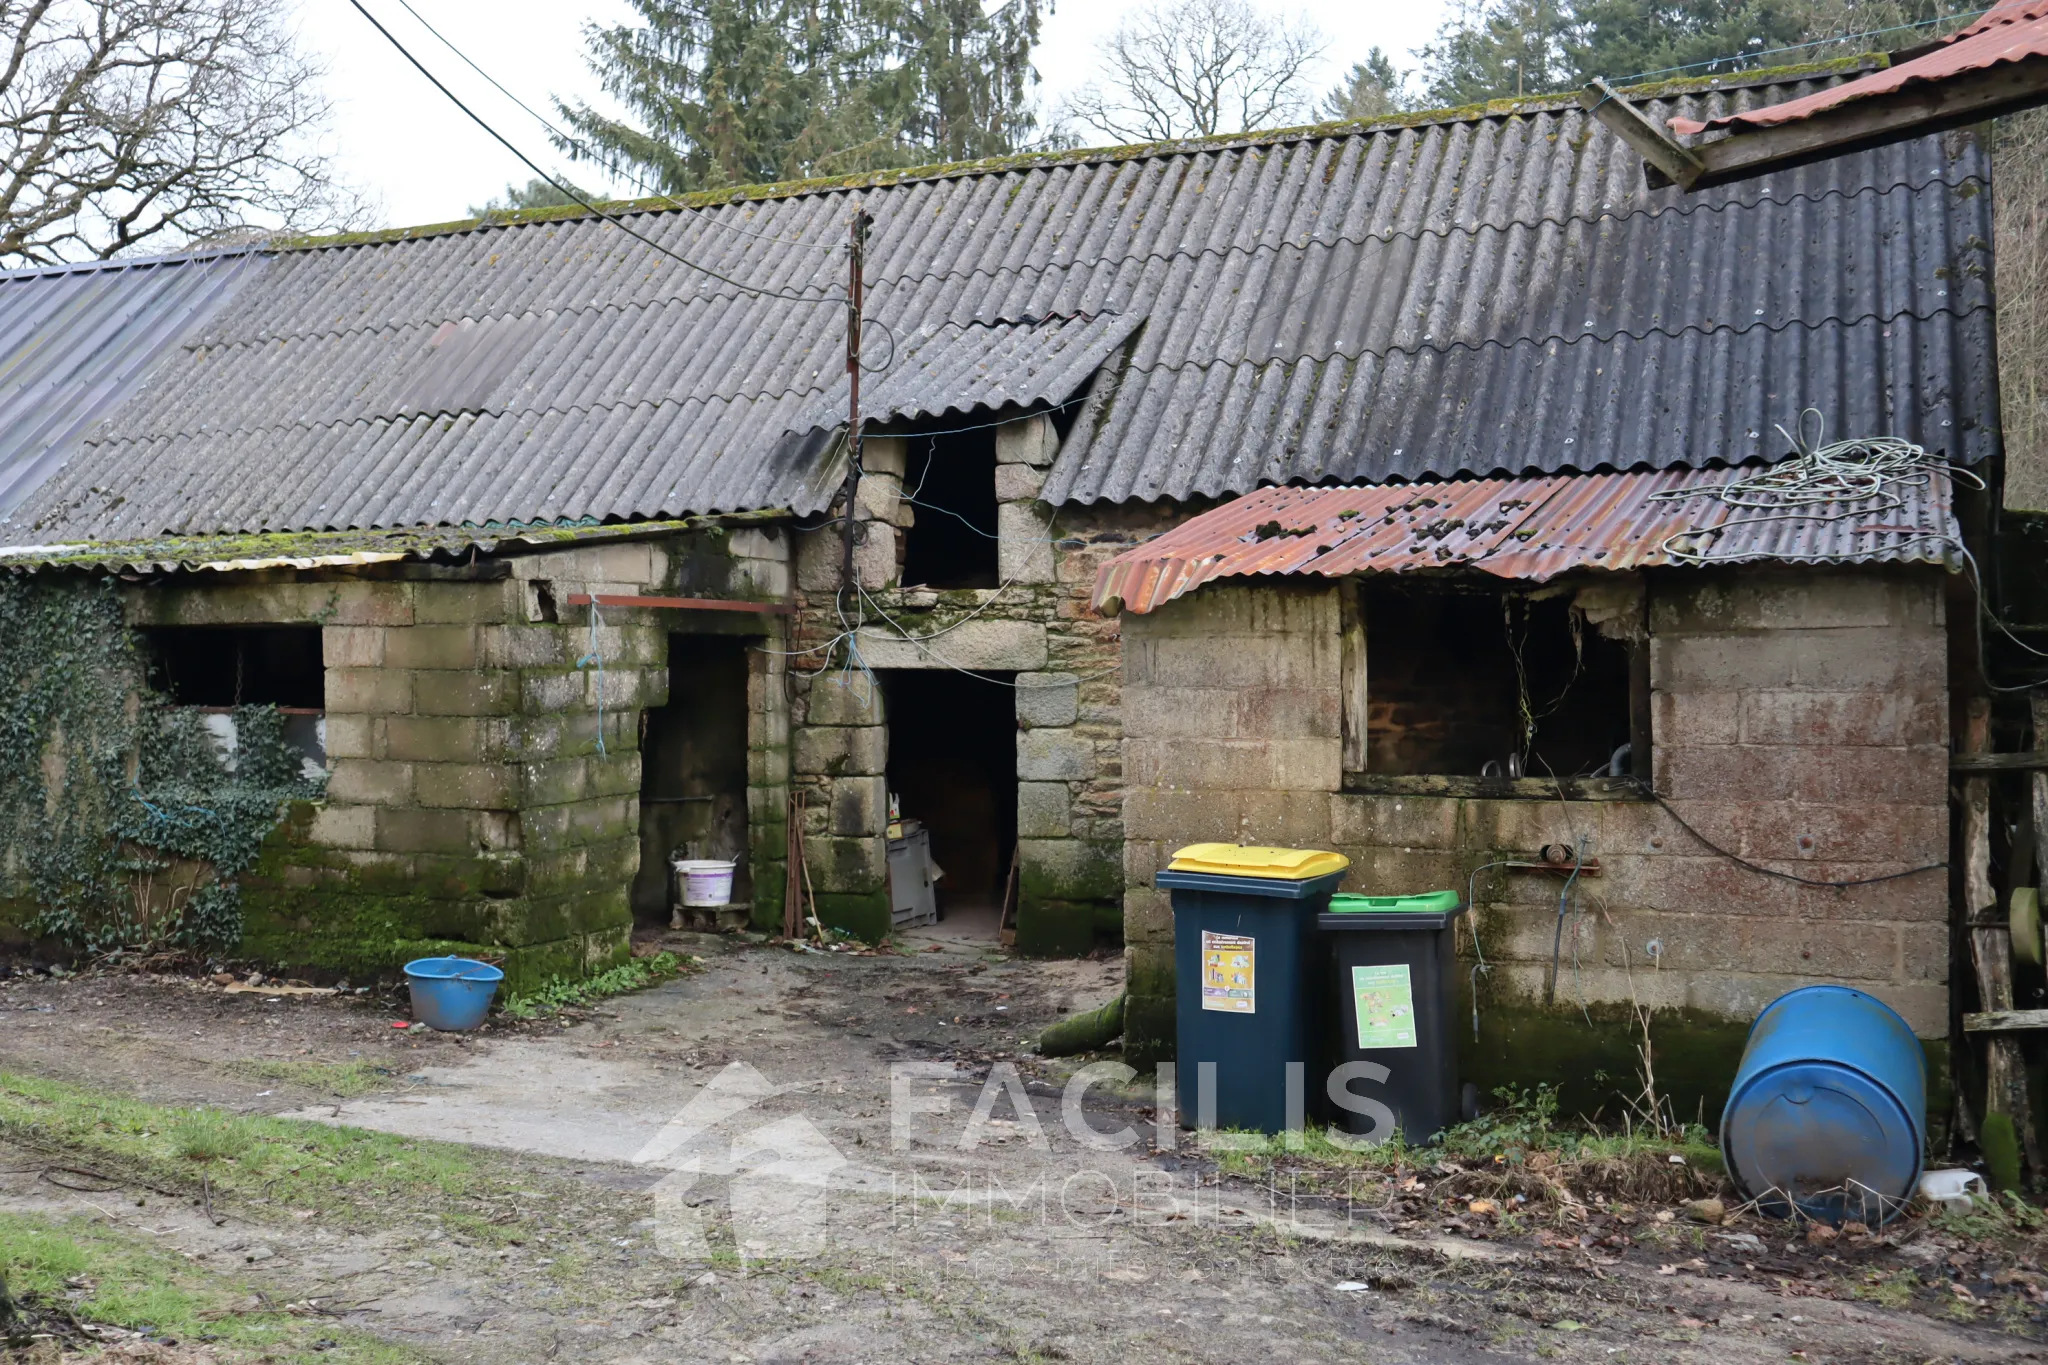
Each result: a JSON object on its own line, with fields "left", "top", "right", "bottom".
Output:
{"left": 1118, "top": 565, "right": 1952, "bottom": 1115}
{"left": 784, "top": 415, "right": 1179, "bottom": 954}
{"left": 122, "top": 523, "right": 794, "bottom": 992}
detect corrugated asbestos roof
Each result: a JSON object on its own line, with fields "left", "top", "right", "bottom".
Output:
{"left": 0, "top": 64, "right": 1998, "bottom": 549}
{"left": 1092, "top": 459, "right": 1964, "bottom": 613}
{"left": 0, "top": 515, "right": 744, "bottom": 575}
{"left": 1672, "top": 2, "right": 2048, "bottom": 134}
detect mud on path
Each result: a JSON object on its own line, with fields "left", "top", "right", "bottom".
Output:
{"left": 2, "top": 934, "right": 2043, "bottom": 1364}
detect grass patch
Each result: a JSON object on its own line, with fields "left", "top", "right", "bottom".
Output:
{"left": 0, "top": 1209, "right": 417, "bottom": 1362}
{"left": 0, "top": 1071, "right": 544, "bottom": 1242}
{"left": 225, "top": 1059, "right": 401, "bottom": 1098}
{"left": 1199, "top": 1085, "right": 1724, "bottom": 1206}
{"left": 500, "top": 951, "right": 695, "bottom": 1020}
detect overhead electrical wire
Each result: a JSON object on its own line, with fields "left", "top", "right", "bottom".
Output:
{"left": 1605, "top": 6, "right": 1992, "bottom": 87}
{"left": 345, "top": 0, "right": 838, "bottom": 305}
{"left": 386, "top": 0, "right": 815, "bottom": 248}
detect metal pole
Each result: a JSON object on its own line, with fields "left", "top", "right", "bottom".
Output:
{"left": 839, "top": 204, "right": 872, "bottom": 593}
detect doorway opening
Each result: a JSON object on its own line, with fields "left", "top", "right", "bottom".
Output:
{"left": 634, "top": 634, "right": 750, "bottom": 927}
{"left": 899, "top": 428, "right": 998, "bottom": 589}
{"left": 882, "top": 670, "right": 1016, "bottom": 940}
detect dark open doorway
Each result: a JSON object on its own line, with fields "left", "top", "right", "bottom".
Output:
{"left": 882, "top": 670, "right": 1015, "bottom": 934}
{"left": 634, "top": 635, "right": 749, "bottom": 927}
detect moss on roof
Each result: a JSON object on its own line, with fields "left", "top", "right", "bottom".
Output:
{"left": 0, "top": 510, "right": 785, "bottom": 574}
{"left": 268, "top": 54, "right": 1886, "bottom": 255}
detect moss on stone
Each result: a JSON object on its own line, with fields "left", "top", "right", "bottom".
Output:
{"left": 1016, "top": 900, "right": 1105, "bottom": 958}
{"left": 812, "top": 890, "right": 891, "bottom": 945}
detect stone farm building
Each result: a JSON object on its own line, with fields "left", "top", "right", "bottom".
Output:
{"left": 0, "top": 64, "right": 2000, "bottom": 1102}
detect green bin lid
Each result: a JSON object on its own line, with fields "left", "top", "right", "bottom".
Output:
{"left": 1328, "top": 890, "right": 1461, "bottom": 915}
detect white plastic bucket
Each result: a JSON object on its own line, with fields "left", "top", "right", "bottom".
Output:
{"left": 1917, "top": 1168, "right": 1986, "bottom": 1211}
{"left": 674, "top": 858, "right": 736, "bottom": 907}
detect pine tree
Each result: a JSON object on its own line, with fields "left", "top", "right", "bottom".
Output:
{"left": 1416, "top": 0, "right": 1958, "bottom": 106}
{"left": 1322, "top": 48, "right": 1413, "bottom": 121}
{"left": 554, "top": 0, "right": 1043, "bottom": 195}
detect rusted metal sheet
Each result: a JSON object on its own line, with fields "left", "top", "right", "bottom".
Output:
{"left": 1670, "top": 3, "right": 2048, "bottom": 135}
{"left": 1092, "top": 462, "right": 1962, "bottom": 614}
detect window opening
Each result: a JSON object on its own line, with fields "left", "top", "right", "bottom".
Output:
{"left": 636, "top": 635, "right": 750, "bottom": 925}
{"left": 899, "top": 427, "right": 998, "bottom": 589}
{"left": 882, "top": 669, "right": 1016, "bottom": 939}
{"left": 138, "top": 626, "right": 326, "bottom": 777}
{"left": 1359, "top": 579, "right": 1638, "bottom": 779}
{"left": 141, "top": 626, "right": 324, "bottom": 709}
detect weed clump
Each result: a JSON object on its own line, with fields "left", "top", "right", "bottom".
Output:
{"left": 500, "top": 951, "right": 696, "bottom": 1020}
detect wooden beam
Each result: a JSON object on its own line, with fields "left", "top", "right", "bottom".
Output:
{"left": 1340, "top": 579, "right": 1369, "bottom": 775}
{"left": 1666, "top": 56, "right": 2048, "bottom": 192}
{"left": 1582, "top": 78, "right": 1705, "bottom": 189}
{"left": 565, "top": 593, "right": 794, "bottom": 615}
{"left": 1966, "top": 1009, "right": 2048, "bottom": 1034}
{"left": 1339, "top": 772, "right": 1643, "bottom": 801}
{"left": 1963, "top": 697, "right": 2044, "bottom": 1185}
{"left": 1952, "top": 752, "right": 2048, "bottom": 772}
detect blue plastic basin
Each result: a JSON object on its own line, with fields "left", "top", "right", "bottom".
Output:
{"left": 403, "top": 956, "right": 504, "bottom": 1031}
{"left": 1721, "top": 985, "right": 1925, "bottom": 1225}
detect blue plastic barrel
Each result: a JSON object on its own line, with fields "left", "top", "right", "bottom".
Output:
{"left": 403, "top": 956, "right": 504, "bottom": 1031}
{"left": 1720, "top": 985, "right": 1926, "bottom": 1226}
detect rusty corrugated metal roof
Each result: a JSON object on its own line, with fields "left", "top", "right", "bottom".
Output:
{"left": 1670, "top": 3, "right": 2048, "bottom": 135}
{"left": 1092, "top": 460, "right": 1962, "bottom": 614}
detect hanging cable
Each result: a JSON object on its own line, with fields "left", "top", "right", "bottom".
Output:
{"left": 386, "top": 0, "right": 817, "bottom": 247}
{"left": 1604, "top": 7, "right": 1989, "bottom": 87}
{"left": 345, "top": 0, "right": 838, "bottom": 306}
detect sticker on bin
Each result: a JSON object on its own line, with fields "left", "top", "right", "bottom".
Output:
{"left": 1352, "top": 964, "right": 1418, "bottom": 1048}
{"left": 1201, "top": 931, "right": 1256, "bottom": 1013}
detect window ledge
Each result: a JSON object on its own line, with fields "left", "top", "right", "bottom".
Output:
{"left": 1340, "top": 773, "right": 1649, "bottom": 802}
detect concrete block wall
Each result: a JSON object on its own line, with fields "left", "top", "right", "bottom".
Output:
{"left": 1120, "top": 581, "right": 1343, "bottom": 1065}
{"left": 1118, "top": 565, "right": 1952, "bottom": 1112}
{"left": 122, "top": 525, "right": 796, "bottom": 992}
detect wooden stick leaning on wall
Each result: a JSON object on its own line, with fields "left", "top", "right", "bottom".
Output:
{"left": 1964, "top": 697, "right": 2042, "bottom": 1187}
{"left": 784, "top": 791, "right": 806, "bottom": 940}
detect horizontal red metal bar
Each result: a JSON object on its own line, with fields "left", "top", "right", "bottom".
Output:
{"left": 565, "top": 592, "right": 794, "bottom": 614}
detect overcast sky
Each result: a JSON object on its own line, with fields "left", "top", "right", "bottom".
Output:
{"left": 297, "top": 0, "right": 1458, "bottom": 230}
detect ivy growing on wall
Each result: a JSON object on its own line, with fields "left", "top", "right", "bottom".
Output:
{"left": 0, "top": 576, "right": 325, "bottom": 955}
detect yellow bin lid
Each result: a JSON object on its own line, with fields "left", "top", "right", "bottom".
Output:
{"left": 1167, "top": 843, "right": 1351, "bottom": 879}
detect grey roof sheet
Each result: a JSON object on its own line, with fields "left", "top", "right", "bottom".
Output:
{"left": 0, "top": 64, "right": 1999, "bottom": 542}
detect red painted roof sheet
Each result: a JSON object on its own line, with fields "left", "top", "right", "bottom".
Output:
{"left": 1092, "top": 463, "right": 1962, "bottom": 615}
{"left": 1668, "top": 3, "right": 2048, "bottom": 135}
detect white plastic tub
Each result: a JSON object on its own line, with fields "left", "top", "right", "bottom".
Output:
{"left": 674, "top": 858, "right": 736, "bottom": 907}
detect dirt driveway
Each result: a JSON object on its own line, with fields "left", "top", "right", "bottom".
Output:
{"left": 2, "top": 932, "right": 2043, "bottom": 1364}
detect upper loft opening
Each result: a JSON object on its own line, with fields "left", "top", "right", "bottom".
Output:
{"left": 900, "top": 426, "right": 998, "bottom": 590}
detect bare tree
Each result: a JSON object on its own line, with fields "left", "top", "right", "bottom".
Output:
{"left": 0, "top": 0, "right": 358, "bottom": 266}
{"left": 1060, "top": 0, "right": 1324, "bottom": 144}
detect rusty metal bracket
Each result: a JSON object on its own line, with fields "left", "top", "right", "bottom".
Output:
{"left": 565, "top": 593, "right": 794, "bottom": 614}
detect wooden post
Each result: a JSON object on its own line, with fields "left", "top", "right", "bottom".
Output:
{"left": 1339, "top": 579, "right": 1368, "bottom": 775}
{"left": 1965, "top": 698, "right": 2042, "bottom": 1184}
